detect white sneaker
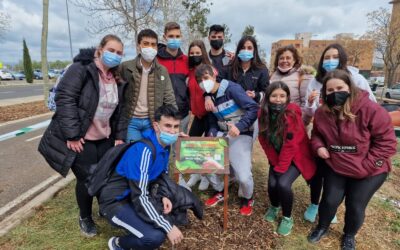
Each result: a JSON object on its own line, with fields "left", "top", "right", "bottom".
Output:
{"left": 198, "top": 176, "right": 210, "bottom": 191}
{"left": 187, "top": 174, "right": 201, "bottom": 187}
{"left": 178, "top": 174, "right": 191, "bottom": 191}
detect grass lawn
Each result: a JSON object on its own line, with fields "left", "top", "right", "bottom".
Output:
{"left": 0, "top": 142, "right": 399, "bottom": 249}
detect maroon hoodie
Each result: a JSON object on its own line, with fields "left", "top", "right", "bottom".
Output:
{"left": 311, "top": 90, "right": 397, "bottom": 179}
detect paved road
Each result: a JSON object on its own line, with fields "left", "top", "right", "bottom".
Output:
{"left": 0, "top": 114, "right": 57, "bottom": 208}
{"left": 0, "top": 84, "right": 46, "bottom": 100}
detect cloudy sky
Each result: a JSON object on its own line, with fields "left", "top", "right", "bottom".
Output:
{"left": 0, "top": 0, "right": 391, "bottom": 66}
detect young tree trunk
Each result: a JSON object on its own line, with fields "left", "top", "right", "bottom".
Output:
{"left": 41, "top": 0, "right": 49, "bottom": 105}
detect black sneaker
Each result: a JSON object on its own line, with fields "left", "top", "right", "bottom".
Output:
{"left": 79, "top": 216, "right": 97, "bottom": 237}
{"left": 307, "top": 226, "right": 328, "bottom": 243}
{"left": 341, "top": 234, "right": 356, "bottom": 250}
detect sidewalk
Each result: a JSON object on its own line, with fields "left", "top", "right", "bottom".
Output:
{"left": 0, "top": 95, "right": 44, "bottom": 107}
{"left": 0, "top": 80, "right": 45, "bottom": 87}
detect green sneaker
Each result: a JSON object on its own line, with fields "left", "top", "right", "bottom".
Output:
{"left": 304, "top": 204, "right": 318, "bottom": 223}
{"left": 264, "top": 206, "right": 280, "bottom": 222}
{"left": 277, "top": 216, "right": 294, "bottom": 236}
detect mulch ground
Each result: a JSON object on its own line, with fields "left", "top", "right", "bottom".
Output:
{"left": 0, "top": 101, "right": 50, "bottom": 123}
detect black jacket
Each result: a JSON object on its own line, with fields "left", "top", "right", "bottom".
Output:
{"left": 38, "top": 48, "right": 127, "bottom": 177}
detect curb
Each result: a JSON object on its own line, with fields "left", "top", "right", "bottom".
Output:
{"left": 0, "top": 112, "right": 52, "bottom": 127}
{"left": 0, "top": 173, "right": 75, "bottom": 237}
{"left": 0, "top": 119, "right": 51, "bottom": 142}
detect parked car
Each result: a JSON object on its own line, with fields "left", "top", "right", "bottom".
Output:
{"left": 33, "top": 70, "right": 43, "bottom": 80}
{"left": 0, "top": 69, "right": 13, "bottom": 80}
{"left": 11, "top": 71, "right": 25, "bottom": 80}
{"left": 376, "top": 83, "right": 400, "bottom": 100}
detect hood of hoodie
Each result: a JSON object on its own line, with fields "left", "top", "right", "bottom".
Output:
{"left": 351, "top": 90, "right": 370, "bottom": 114}
{"left": 157, "top": 43, "right": 184, "bottom": 59}
{"left": 73, "top": 47, "right": 96, "bottom": 65}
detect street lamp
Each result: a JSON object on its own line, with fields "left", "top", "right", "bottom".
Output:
{"left": 66, "top": 0, "right": 73, "bottom": 61}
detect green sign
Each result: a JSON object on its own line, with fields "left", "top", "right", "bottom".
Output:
{"left": 174, "top": 137, "right": 229, "bottom": 174}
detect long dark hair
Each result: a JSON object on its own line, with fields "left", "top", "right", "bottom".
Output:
{"left": 320, "top": 69, "right": 359, "bottom": 121}
{"left": 231, "top": 36, "right": 266, "bottom": 80}
{"left": 259, "top": 81, "right": 297, "bottom": 143}
{"left": 315, "top": 43, "right": 349, "bottom": 83}
{"left": 95, "top": 34, "right": 124, "bottom": 81}
{"left": 273, "top": 45, "right": 302, "bottom": 72}
{"left": 188, "top": 40, "right": 212, "bottom": 69}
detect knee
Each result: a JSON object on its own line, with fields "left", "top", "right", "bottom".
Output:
{"left": 322, "top": 194, "right": 341, "bottom": 208}
{"left": 276, "top": 180, "right": 292, "bottom": 195}
{"left": 141, "top": 230, "right": 166, "bottom": 249}
{"left": 236, "top": 171, "right": 253, "bottom": 186}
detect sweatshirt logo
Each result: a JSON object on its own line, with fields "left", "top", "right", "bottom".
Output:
{"left": 161, "top": 75, "right": 165, "bottom": 81}
{"left": 329, "top": 145, "right": 357, "bottom": 153}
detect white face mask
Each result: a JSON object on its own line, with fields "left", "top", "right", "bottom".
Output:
{"left": 277, "top": 66, "right": 293, "bottom": 73}
{"left": 199, "top": 79, "right": 215, "bottom": 93}
{"left": 141, "top": 47, "right": 157, "bottom": 62}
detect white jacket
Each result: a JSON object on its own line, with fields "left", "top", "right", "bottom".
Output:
{"left": 304, "top": 66, "right": 376, "bottom": 117}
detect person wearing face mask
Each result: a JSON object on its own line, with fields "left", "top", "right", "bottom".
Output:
{"left": 97, "top": 105, "right": 203, "bottom": 250}
{"left": 307, "top": 70, "right": 396, "bottom": 250}
{"left": 195, "top": 64, "right": 259, "bottom": 216}
{"left": 302, "top": 43, "right": 376, "bottom": 225}
{"left": 270, "top": 45, "right": 315, "bottom": 124}
{"left": 185, "top": 40, "right": 213, "bottom": 190}
{"left": 119, "top": 29, "right": 177, "bottom": 143}
{"left": 258, "top": 82, "right": 316, "bottom": 236}
{"left": 39, "top": 34, "right": 127, "bottom": 237}
{"left": 207, "top": 24, "right": 234, "bottom": 80}
{"left": 156, "top": 22, "right": 190, "bottom": 134}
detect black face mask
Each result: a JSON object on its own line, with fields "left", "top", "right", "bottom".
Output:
{"left": 210, "top": 39, "right": 224, "bottom": 50}
{"left": 189, "top": 56, "right": 203, "bottom": 68}
{"left": 326, "top": 91, "right": 350, "bottom": 107}
{"left": 269, "top": 103, "right": 286, "bottom": 113}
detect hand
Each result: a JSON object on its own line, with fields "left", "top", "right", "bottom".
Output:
{"left": 225, "top": 51, "right": 235, "bottom": 60}
{"left": 246, "top": 90, "right": 256, "bottom": 99}
{"left": 114, "top": 139, "right": 125, "bottom": 146}
{"left": 227, "top": 123, "right": 240, "bottom": 137}
{"left": 317, "top": 147, "right": 330, "bottom": 159}
{"left": 204, "top": 96, "right": 215, "bottom": 112}
{"left": 178, "top": 132, "right": 189, "bottom": 138}
{"left": 308, "top": 89, "right": 319, "bottom": 105}
{"left": 162, "top": 197, "right": 173, "bottom": 214}
{"left": 67, "top": 138, "right": 85, "bottom": 153}
{"left": 167, "top": 226, "right": 183, "bottom": 246}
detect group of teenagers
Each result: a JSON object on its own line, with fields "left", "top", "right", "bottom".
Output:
{"left": 38, "top": 22, "right": 397, "bottom": 250}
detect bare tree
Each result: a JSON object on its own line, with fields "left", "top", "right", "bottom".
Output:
{"left": 365, "top": 7, "right": 400, "bottom": 88}
{"left": 72, "top": 0, "right": 158, "bottom": 44}
{"left": 0, "top": 11, "right": 10, "bottom": 38}
{"left": 41, "top": 0, "right": 50, "bottom": 104}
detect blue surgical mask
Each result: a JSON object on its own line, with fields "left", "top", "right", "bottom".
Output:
{"left": 157, "top": 124, "right": 178, "bottom": 145}
{"left": 322, "top": 59, "right": 339, "bottom": 72}
{"left": 167, "top": 38, "right": 181, "bottom": 50}
{"left": 101, "top": 50, "right": 122, "bottom": 68}
{"left": 238, "top": 50, "right": 254, "bottom": 62}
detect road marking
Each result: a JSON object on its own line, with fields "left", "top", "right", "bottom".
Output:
{"left": 25, "top": 134, "right": 43, "bottom": 142}
{"left": 0, "top": 91, "right": 15, "bottom": 94}
{"left": 0, "top": 119, "right": 50, "bottom": 142}
{"left": 0, "top": 175, "right": 60, "bottom": 219}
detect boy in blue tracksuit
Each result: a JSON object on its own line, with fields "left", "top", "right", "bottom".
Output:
{"left": 99, "top": 105, "right": 184, "bottom": 250}
{"left": 195, "top": 64, "right": 259, "bottom": 216}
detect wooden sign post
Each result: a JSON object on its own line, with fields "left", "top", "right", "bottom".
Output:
{"left": 174, "top": 137, "right": 230, "bottom": 231}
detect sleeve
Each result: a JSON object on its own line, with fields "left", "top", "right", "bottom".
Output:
{"left": 303, "top": 78, "right": 319, "bottom": 117}
{"left": 114, "top": 83, "right": 128, "bottom": 140}
{"left": 355, "top": 73, "right": 377, "bottom": 102}
{"left": 229, "top": 86, "right": 259, "bottom": 132}
{"left": 163, "top": 71, "right": 178, "bottom": 109}
{"left": 254, "top": 67, "right": 269, "bottom": 103}
{"left": 274, "top": 107, "right": 305, "bottom": 173}
{"left": 122, "top": 144, "right": 173, "bottom": 233}
{"left": 55, "top": 63, "right": 86, "bottom": 140}
{"left": 310, "top": 112, "right": 327, "bottom": 153}
{"left": 362, "top": 106, "right": 397, "bottom": 173}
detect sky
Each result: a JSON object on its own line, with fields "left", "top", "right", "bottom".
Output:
{"left": 0, "top": 0, "right": 392, "bottom": 66}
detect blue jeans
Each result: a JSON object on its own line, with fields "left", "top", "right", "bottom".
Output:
{"left": 126, "top": 117, "right": 152, "bottom": 142}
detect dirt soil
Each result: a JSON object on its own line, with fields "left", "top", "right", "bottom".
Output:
{"left": 0, "top": 101, "right": 50, "bottom": 123}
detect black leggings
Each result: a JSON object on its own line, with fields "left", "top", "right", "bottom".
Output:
{"left": 309, "top": 157, "right": 325, "bottom": 205}
{"left": 71, "top": 138, "right": 113, "bottom": 218}
{"left": 268, "top": 165, "right": 300, "bottom": 217}
{"left": 189, "top": 116, "right": 208, "bottom": 136}
{"left": 318, "top": 166, "right": 387, "bottom": 236}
